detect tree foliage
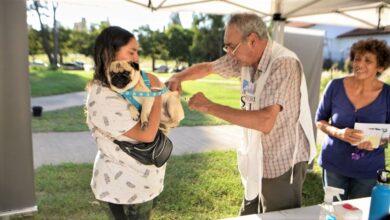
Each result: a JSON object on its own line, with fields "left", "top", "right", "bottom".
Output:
{"left": 28, "top": 26, "right": 44, "bottom": 56}
{"left": 28, "top": 10, "right": 228, "bottom": 69}
{"left": 165, "top": 24, "right": 193, "bottom": 66}
{"left": 190, "top": 14, "right": 225, "bottom": 63}
{"left": 28, "top": 0, "right": 61, "bottom": 69}
{"left": 28, "top": 20, "right": 108, "bottom": 63}
{"left": 137, "top": 25, "right": 169, "bottom": 70}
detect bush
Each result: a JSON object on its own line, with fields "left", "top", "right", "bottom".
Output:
{"left": 322, "top": 58, "right": 333, "bottom": 70}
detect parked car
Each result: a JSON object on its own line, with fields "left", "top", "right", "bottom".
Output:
{"left": 29, "top": 60, "right": 48, "bottom": 67}
{"left": 74, "top": 61, "right": 93, "bottom": 71}
{"left": 61, "top": 62, "right": 84, "bottom": 70}
{"left": 169, "top": 65, "right": 186, "bottom": 73}
{"left": 154, "top": 65, "right": 169, "bottom": 73}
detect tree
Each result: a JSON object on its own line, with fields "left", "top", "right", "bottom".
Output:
{"left": 57, "top": 27, "right": 72, "bottom": 64}
{"left": 27, "top": 19, "right": 109, "bottom": 63}
{"left": 190, "top": 14, "right": 225, "bottom": 63}
{"left": 165, "top": 24, "right": 193, "bottom": 66}
{"left": 52, "top": 1, "right": 59, "bottom": 67}
{"left": 68, "top": 30, "right": 94, "bottom": 57}
{"left": 28, "top": 0, "right": 60, "bottom": 69}
{"left": 137, "top": 25, "right": 168, "bottom": 70}
{"left": 28, "top": 26, "right": 44, "bottom": 60}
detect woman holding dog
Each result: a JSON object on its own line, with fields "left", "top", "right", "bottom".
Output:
{"left": 86, "top": 26, "right": 164, "bottom": 219}
{"left": 316, "top": 38, "right": 390, "bottom": 200}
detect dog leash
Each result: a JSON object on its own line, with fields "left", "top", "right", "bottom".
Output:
{"left": 123, "top": 86, "right": 169, "bottom": 97}
{"left": 120, "top": 70, "right": 169, "bottom": 111}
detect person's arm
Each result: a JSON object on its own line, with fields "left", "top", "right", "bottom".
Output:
{"left": 316, "top": 120, "right": 363, "bottom": 145}
{"left": 188, "top": 58, "right": 307, "bottom": 133}
{"left": 165, "top": 62, "right": 213, "bottom": 92}
{"left": 122, "top": 73, "right": 162, "bottom": 142}
{"left": 189, "top": 92, "right": 280, "bottom": 134}
{"left": 315, "top": 79, "right": 363, "bottom": 145}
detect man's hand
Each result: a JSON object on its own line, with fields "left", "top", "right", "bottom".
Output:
{"left": 165, "top": 75, "right": 182, "bottom": 93}
{"left": 188, "top": 92, "right": 213, "bottom": 113}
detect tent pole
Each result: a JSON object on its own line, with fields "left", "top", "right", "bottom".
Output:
{"left": 0, "top": 0, "right": 37, "bottom": 218}
{"left": 272, "top": 13, "right": 286, "bottom": 45}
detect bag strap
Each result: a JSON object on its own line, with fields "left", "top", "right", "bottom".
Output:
{"left": 92, "top": 125, "right": 115, "bottom": 142}
{"left": 92, "top": 125, "right": 157, "bottom": 150}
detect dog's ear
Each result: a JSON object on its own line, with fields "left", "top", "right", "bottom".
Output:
{"left": 128, "top": 61, "right": 140, "bottom": 71}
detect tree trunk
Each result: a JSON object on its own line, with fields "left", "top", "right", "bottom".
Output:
{"left": 152, "top": 54, "right": 156, "bottom": 71}
{"left": 33, "top": 1, "right": 53, "bottom": 66}
{"left": 52, "top": 2, "right": 59, "bottom": 70}
{"left": 59, "top": 53, "right": 63, "bottom": 65}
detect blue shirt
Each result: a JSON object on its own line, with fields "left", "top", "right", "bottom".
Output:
{"left": 316, "top": 78, "right": 390, "bottom": 179}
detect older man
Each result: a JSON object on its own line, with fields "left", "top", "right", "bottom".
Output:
{"left": 166, "top": 13, "right": 316, "bottom": 215}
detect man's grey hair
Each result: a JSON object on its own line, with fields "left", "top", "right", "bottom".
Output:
{"left": 228, "top": 13, "right": 269, "bottom": 40}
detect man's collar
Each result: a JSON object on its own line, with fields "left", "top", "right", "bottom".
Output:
{"left": 248, "top": 41, "right": 272, "bottom": 82}
{"left": 256, "top": 40, "right": 273, "bottom": 75}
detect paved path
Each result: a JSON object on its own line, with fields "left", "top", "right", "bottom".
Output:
{"left": 31, "top": 91, "right": 86, "bottom": 111}
{"left": 31, "top": 91, "right": 324, "bottom": 169}
{"left": 32, "top": 125, "right": 242, "bottom": 168}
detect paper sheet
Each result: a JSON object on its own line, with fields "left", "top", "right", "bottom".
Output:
{"left": 354, "top": 123, "right": 390, "bottom": 148}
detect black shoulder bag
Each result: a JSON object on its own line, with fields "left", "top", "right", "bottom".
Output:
{"left": 94, "top": 126, "right": 173, "bottom": 168}
{"left": 113, "top": 129, "right": 173, "bottom": 167}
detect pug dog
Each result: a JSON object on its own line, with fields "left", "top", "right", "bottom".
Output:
{"left": 107, "top": 60, "right": 184, "bottom": 133}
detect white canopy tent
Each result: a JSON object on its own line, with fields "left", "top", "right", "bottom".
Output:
{"left": 126, "top": 0, "right": 390, "bottom": 43}
{"left": 126, "top": 0, "right": 389, "bottom": 27}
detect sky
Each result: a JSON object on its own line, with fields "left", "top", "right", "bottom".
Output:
{"left": 27, "top": 0, "right": 194, "bottom": 32}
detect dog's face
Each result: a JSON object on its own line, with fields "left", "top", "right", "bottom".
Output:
{"left": 107, "top": 61, "right": 140, "bottom": 93}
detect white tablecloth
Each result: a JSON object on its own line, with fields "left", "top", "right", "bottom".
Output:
{"left": 224, "top": 197, "right": 371, "bottom": 220}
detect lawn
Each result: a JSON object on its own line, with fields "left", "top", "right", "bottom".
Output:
{"left": 26, "top": 151, "right": 323, "bottom": 220}
{"left": 29, "top": 67, "right": 93, "bottom": 97}
{"left": 27, "top": 67, "right": 390, "bottom": 219}
{"left": 31, "top": 71, "right": 240, "bottom": 132}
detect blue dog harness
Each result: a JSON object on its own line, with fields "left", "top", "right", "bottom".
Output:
{"left": 120, "top": 70, "right": 169, "bottom": 111}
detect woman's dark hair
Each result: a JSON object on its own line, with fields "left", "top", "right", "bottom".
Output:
{"left": 350, "top": 38, "right": 390, "bottom": 76}
{"left": 93, "top": 26, "right": 135, "bottom": 86}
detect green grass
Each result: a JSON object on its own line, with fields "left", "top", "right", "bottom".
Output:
{"left": 29, "top": 53, "right": 93, "bottom": 65}
{"left": 33, "top": 164, "right": 104, "bottom": 219}
{"left": 31, "top": 106, "right": 88, "bottom": 132}
{"left": 26, "top": 67, "right": 390, "bottom": 219}
{"left": 23, "top": 150, "right": 324, "bottom": 220}
{"left": 21, "top": 145, "right": 389, "bottom": 219}
{"left": 179, "top": 79, "right": 240, "bottom": 126}
{"left": 31, "top": 102, "right": 229, "bottom": 133}
{"left": 29, "top": 68, "right": 93, "bottom": 97}
{"left": 31, "top": 78, "right": 240, "bottom": 132}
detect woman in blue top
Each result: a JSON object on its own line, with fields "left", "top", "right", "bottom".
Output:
{"left": 316, "top": 38, "right": 390, "bottom": 200}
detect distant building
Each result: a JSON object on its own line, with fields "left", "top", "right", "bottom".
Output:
{"left": 287, "top": 22, "right": 390, "bottom": 67}
{"left": 335, "top": 27, "right": 390, "bottom": 61}
{"left": 74, "top": 18, "right": 87, "bottom": 31}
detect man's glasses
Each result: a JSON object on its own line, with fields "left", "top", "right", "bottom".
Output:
{"left": 223, "top": 42, "right": 242, "bottom": 55}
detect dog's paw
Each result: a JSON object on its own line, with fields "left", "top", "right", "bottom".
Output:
{"left": 141, "top": 121, "right": 149, "bottom": 130}
{"left": 132, "top": 114, "right": 139, "bottom": 121}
